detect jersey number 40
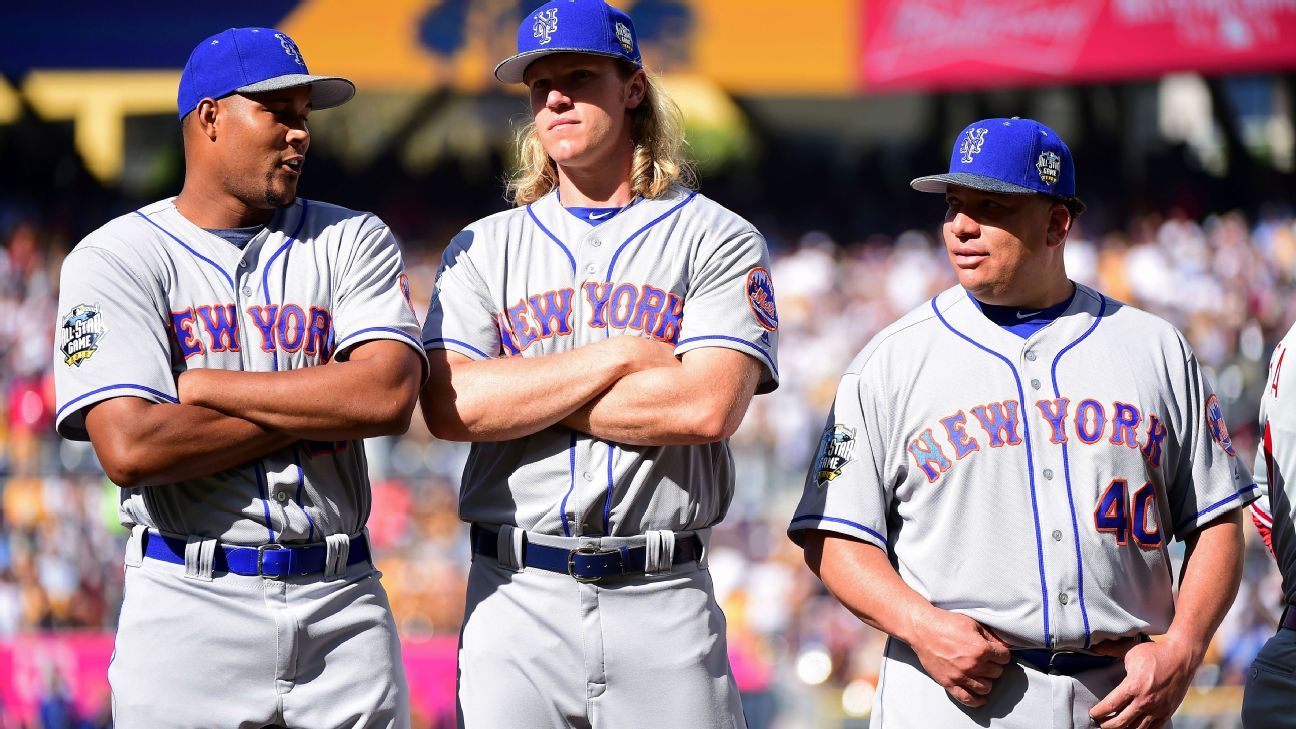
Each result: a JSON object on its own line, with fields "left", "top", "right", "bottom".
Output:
{"left": 1093, "top": 478, "right": 1163, "bottom": 548}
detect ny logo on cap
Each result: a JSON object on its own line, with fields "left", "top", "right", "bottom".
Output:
{"left": 533, "top": 8, "right": 559, "bottom": 45}
{"left": 959, "top": 128, "right": 988, "bottom": 164}
{"left": 276, "top": 33, "right": 305, "bottom": 67}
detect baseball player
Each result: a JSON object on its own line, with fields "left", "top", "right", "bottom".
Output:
{"left": 789, "top": 118, "right": 1256, "bottom": 729}
{"left": 53, "top": 29, "right": 425, "bottom": 728}
{"left": 1244, "top": 329, "right": 1296, "bottom": 728}
{"left": 419, "top": 1, "right": 778, "bottom": 727}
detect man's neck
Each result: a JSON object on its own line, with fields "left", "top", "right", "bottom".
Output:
{"left": 174, "top": 181, "right": 275, "bottom": 229}
{"left": 555, "top": 145, "right": 636, "bottom": 208}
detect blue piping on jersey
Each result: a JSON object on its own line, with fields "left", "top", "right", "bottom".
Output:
{"left": 292, "top": 446, "right": 317, "bottom": 543}
{"left": 134, "top": 210, "right": 236, "bottom": 291}
{"left": 560, "top": 431, "right": 578, "bottom": 537}
{"left": 789, "top": 514, "right": 887, "bottom": 545}
{"left": 527, "top": 206, "right": 577, "bottom": 275}
{"left": 676, "top": 335, "right": 779, "bottom": 376}
{"left": 262, "top": 200, "right": 310, "bottom": 373}
{"left": 336, "top": 327, "right": 423, "bottom": 353}
{"left": 1049, "top": 292, "right": 1107, "bottom": 649}
{"left": 605, "top": 191, "right": 699, "bottom": 281}
{"left": 932, "top": 297, "right": 1053, "bottom": 648}
{"left": 603, "top": 443, "right": 614, "bottom": 535}
{"left": 254, "top": 462, "right": 276, "bottom": 543}
{"left": 56, "top": 383, "right": 178, "bottom": 423}
{"left": 423, "top": 337, "right": 491, "bottom": 359}
{"left": 1173, "top": 483, "right": 1258, "bottom": 534}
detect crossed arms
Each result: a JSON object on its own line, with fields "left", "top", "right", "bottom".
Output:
{"left": 83, "top": 340, "right": 423, "bottom": 487}
{"left": 419, "top": 336, "right": 763, "bottom": 446}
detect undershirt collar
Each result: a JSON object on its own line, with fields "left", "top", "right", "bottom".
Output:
{"left": 971, "top": 288, "right": 1076, "bottom": 339}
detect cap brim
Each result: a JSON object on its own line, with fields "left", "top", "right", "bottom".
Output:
{"left": 910, "top": 172, "right": 1039, "bottom": 195}
{"left": 235, "top": 74, "right": 356, "bottom": 110}
{"left": 493, "top": 48, "right": 638, "bottom": 83}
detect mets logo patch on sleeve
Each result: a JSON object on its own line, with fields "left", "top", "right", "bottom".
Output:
{"left": 746, "top": 267, "right": 778, "bottom": 331}
{"left": 814, "top": 424, "right": 856, "bottom": 488}
{"left": 59, "top": 303, "right": 107, "bottom": 367}
{"left": 1204, "top": 393, "right": 1236, "bottom": 456}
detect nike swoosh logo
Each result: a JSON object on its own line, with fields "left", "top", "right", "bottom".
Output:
{"left": 589, "top": 211, "right": 614, "bottom": 220}
{"left": 1016, "top": 310, "right": 1041, "bottom": 319}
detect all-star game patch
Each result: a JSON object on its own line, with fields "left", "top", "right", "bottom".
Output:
{"left": 60, "top": 303, "right": 107, "bottom": 367}
{"left": 814, "top": 424, "right": 856, "bottom": 488}
{"left": 1037, "top": 151, "right": 1061, "bottom": 186}
{"left": 1205, "top": 393, "right": 1237, "bottom": 456}
{"left": 746, "top": 267, "right": 778, "bottom": 331}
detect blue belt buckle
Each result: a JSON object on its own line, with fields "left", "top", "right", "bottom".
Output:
{"left": 257, "top": 543, "right": 287, "bottom": 578}
{"left": 1048, "top": 650, "right": 1080, "bottom": 675}
{"left": 567, "top": 545, "right": 621, "bottom": 583}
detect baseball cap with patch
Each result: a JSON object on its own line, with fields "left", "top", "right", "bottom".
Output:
{"left": 911, "top": 118, "right": 1078, "bottom": 201}
{"left": 494, "top": 0, "right": 642, "bottom": 84}
{"left": 177, "top": 27, "right": 355, "bottom": 119}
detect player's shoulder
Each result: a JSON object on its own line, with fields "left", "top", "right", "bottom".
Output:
{"left": 290, "top": 198, "right": 389, "bottom": 240}
{"left": 665, "top": 185, "right": 761, "bottom": 239}
{"left": 1075, "top": 283, "right": 1194, "bottom": 359}
{"left": 66, "top": 198, "right": 178, "bottom": 264}
{"left": 450, "top": 202, "right": 532, "bottom": 255}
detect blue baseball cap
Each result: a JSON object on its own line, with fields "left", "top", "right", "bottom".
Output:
{"left": 494, "top": 0, "right": 642, "bottom": 84}
{"left": 177, "top": 28, "right": 355, "bottom": 119}
{"left": 912, "top": 118, "right": 1077, "bottom": 200}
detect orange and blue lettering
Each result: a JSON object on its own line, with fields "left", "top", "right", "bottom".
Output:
{"left": 278, "top": 304, "right": 307, "bottom": 352}
{"left": 939, "top": 411, "right": 980, "bottom": 459}
{"left": 506, "top": 299, "right": 539, "bottom": 350}
{"left": 652, "top": 293, "right": 685, "bottom": 344}
{"left": 305, "top": 306, "right": 332, "bottom": 359}
{"left": 1075, "top": 399, "right": 1106, "bottom": 444}
{"left": 908, "top": 429, "right": 952, "bottom": 483}
{"left": 1035, "top": 398, "right": 1070, "bottom": 444}
{"left": 584, "top": 283, "right": 614, "bottom": 328}
{"left": 497, "top": 314, "right": 521, "bottom": 356}
{"left": 609, "top": 284, "right": 638, "bottom": 328}
{"left": 196, "top": 304, "right": 240, "bottom": 352}
{"left": 970, "top": 401, "right": 1022, "bottom": 447}
{"left": 1142, "top": 414, "right": 1167, "bottom": 467}
{"left": 631, "top": 285, "right": 667, "bottom": 333}
{"left": 1110, "top": 402, "right": 1141, "bottom": 448}
{"left": 247, "top": 305, "right": 279, "bottom": 352}
{"left": 170, "top": 308, "right": 204, "bottom": 358}
{"left": 528, "top": 289, "right": 574, "bottom": 337}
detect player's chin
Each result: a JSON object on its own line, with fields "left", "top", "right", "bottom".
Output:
{"left": 264, "top": 179, "right": 300, "bottom": 208}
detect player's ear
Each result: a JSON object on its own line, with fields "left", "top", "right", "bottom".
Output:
{"left": 624, "top": 69, "right": 647, "bottom": 110}
{"left": 1046, "top": 202, "right": 1072, "bottom": 248}
{"left": 193, "top": 98, "right": 219, "bottom": 141}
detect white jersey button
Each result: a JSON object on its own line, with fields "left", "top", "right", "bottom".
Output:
{"left": 1052, "top": 530, "right": 1063, "bottom": 541}
{"left": 275, "top": 491, "right": 289, "bottom": 503}
{"left": 238, "top": 260, "right": 248, "bottom": 268}
{"left": 1059, "top": 592, "right": 1069, "bottom": 605}
{"left": 1025, "top": 351, "right": 1037, "bottom": 362}
{"left": 582, "top": 472, "right": 593, "bottom": 482}
{"left": 585, "top": 263, "right": 597, "bottom": 275}
{"left": 1030, "top": 379, "right": 1041, "bottom": 390}
{"left": 1043, "top": 468, "right": 1054, "bottom": 480}
{"left": 242, "top": 286, "right": 253, "bottom": 297}
{"left": 590, "top": 238, "right": 602, "bottom": 247}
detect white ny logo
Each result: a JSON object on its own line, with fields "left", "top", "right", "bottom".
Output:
{"left": 533, "top": 8, "right": 559, "bottom": 45}
{"left": 275, "top": 34, "right": 305, "bottom": 67}
{"left": 959, "top": 128, "right": 988, "bottom": 164}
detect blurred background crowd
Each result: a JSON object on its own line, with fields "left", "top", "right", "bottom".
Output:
{"left": 3, "top": 1, "right": 1296, "bottom": 727}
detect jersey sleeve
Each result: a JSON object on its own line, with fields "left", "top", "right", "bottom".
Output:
{"left": 421, "top": 230, "right": 500, "bottom": 361}
{"left": 787, "top": 370, "right": 891, "bottom": 551}
{"left": 674, "top": 229, "right": 780, "bottom": 393}
{"left": 330, "top": 218, "right": 429, "bottom": 376}
{"left": 54, "top": 246, "right": 177, "bottom": 441}
{"left": 1164, "top": 347, "right": 1259, "bottom": 539}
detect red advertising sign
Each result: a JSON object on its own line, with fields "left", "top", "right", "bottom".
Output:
{"left": 861, "top": 0, "right": 1296, "bottom": 91}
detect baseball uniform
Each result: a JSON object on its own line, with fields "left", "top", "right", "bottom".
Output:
{"left": 424, "top": 183, "right": 778, "bottom": 728}
{"left": 789, "top": 283, "right": 1256, "bottom": 727}
{"left": 1244, "top": 325, "right": 1296, "bottom": 728}
{"left": 54, "top": 197, "right": 425, "bottom": 728}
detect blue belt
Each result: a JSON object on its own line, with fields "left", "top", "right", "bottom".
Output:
{"left": 472, "top": 526, "right": 702, "bottom": 583}
{"left": 1011, "top": 649, "right": 1118, "bottom": 676}
{"left": 142, "top": 531, "right": 370, "bottom": 577}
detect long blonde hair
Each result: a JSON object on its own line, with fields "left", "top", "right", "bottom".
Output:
{"left": 506, "top": 60, "right": 696, "bottom": 206}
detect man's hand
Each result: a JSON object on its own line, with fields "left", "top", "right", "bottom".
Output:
{"left": 1090, "top": 638, "right": 1196, "bottom": 729}
{"left": 177, "top": 368, "right": 211, "bottom": 407}
{"left": 909, "top": 608, "right": 1013, "bottom": 707}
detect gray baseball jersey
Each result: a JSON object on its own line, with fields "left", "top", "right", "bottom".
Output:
{"left": 422, "top": 183, "right": 779, "bottom": 537}
{"left": 1254, "top": 322, "right": 1296, "bottom": 602}
{"left": 54, "top": 197, "right": 427, "bottom": 545}
{"left": 789, "top": 283, "right": 1256, "bottom": 651}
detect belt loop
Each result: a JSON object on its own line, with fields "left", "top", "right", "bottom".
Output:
{"left": 644, "top": 530, "right": 676, "bottom": 574}
{"left": 324, "top": 534, "right": 351, "bottom": 580}
{"left": 693, "top": 527, "right": 711, "bottom": 568}
{"left": 183, "top": 536, "right": 217, "bottom": 582}
{"left": 124, "top": 525, "right": 148, "bottom": 568}
{"left": 496, "top": 524, "right": 524, "bottom": 572}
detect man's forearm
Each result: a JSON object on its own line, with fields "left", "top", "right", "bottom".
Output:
{"left": 561, "top": 348, "right": 760, "bottom": 446}
{"left": 85, "top": 398, "right": 295, "bottom": 488}
{"left": 181, "top": 340, "right": 422, "bottom": 441}
{"left": 1164, "top": 510, "right": 1245, "bottom": 662}
{"left": 805, "top": 530, "right": 936, "bottom": 644}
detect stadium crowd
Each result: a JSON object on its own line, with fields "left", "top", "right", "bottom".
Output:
{"left": 0, "top": 199, "right": 1291, "bottom": 727}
